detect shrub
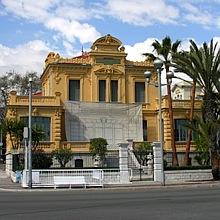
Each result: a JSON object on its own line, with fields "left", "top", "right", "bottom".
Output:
{"left": 52, "top": 147, "right": 73, "bottom": 168}
{"left": 32, "top": 149, "right": 53, "bottom": 169}
{"left": 165, "top": 165, "right": 211, "bottom": 170}
{"left": 90, "top": 138, "right": 108, "bottom": 165}
{"left": 194, "top": 136, "right": 210, "bottom": 166}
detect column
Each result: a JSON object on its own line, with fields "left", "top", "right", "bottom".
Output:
{"left": 106, "top": 76, "right": 110, "bottom": 102}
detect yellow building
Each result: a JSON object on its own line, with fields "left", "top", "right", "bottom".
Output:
{"left": 6, "top": 34, "right": 201, "bottom": 165}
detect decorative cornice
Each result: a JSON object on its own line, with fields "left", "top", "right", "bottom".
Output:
{"left": 44, "top": 52, "right": 92, "bottom": 67}
{"left": 125, "top": 59, "right": 153, "bottom": 67}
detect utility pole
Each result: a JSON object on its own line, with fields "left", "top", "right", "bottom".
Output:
{"left": 28, "top": 78, "right": 32, "bottom": 188}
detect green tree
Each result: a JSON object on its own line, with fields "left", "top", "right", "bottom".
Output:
{"left": 172, "top": 51, "right": 197, "bottom": 165}
{"left": 90, "top": 138, "right": 108, "bottom": 166}
{"left": 133, "top": 142, "right": 153, "bottom": 180}
{"left": 144, "top": 36, "right": 181, "bottom": 166}
{"left": 1, "top": 119, "right": 46, "bottom": 150}
{"left": 134, "top": 142, "right": 152, "bottom": 166}
{"left": 32, "top": 126, "right": 45, "bottom": 151}
{"left": 0, "top": 71, "right": 41, "bottom": 124}
{"left": 194, "top": 136, "right": 210, "bottom": 166}
{"left": 0, "top": 71, "right": 41, "bottom": 160}
{"left": 186, "top": 116, "right": 214, "bottom": 166}
{"left": 172, "top": 39, "right": 220, "bottom": 179}
{"left": 52, "top": 147, "right": 73, "bottom": 168}
{"left": 1, "top": 118, "right": 53, "bottom": 169}
{"left": 1, "top": 118, "right": 25, "bottom": 150}
{"left": 0, "top": 71, "right": 41, "bottom": 97}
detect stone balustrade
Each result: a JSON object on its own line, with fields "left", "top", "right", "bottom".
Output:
{"left": 8, "top": 91, "right": 61, "bottom": 106}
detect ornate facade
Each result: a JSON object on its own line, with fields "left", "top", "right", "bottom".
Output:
{"left": 6, "top": 34, "right": 202, "bottom": 159}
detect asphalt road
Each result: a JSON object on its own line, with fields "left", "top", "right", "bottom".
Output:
{"left": 0, "top": 185, "right": 220, "bottom": 220}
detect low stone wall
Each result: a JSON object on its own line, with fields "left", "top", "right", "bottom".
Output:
{"left": 165, "top": 169, "right": 213, "bottom": 183}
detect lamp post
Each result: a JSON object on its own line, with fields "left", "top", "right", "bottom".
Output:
{"left": 28, "top": 77, "right": 33, "bottom": 188}
{"left": 144, "top": 58, "right": 173, "bottom": 186}
{"left": 154, "top": 59, "right": 165, "bottom": 186}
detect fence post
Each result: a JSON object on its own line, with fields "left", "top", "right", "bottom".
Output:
{"left": 153, "top": 142, "right": 164, "bottom": 183}
{"left": 5, "top": 153, "right": 12, "bottom": 176}
{"left": 119, "top": 143, "right": 130, "bottom": 183}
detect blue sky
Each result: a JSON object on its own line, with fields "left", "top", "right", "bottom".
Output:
{"left": 1, "top": 0, "right": 220, "bottom": 75}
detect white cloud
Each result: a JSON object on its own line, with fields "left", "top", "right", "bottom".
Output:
{"left": 104, "top": 0, "right": 179, "bottom": 26}
{"left": 46, "top": 17, "right": 100, "bottom": 44}
{"left": 0, "top": 40, "right": 51, "bottom": 75}
{"left": 213, "top": 37, "right": 220, "bottom": 44}
{"left": 181, "top": 2, "right": 213, "bottom": 26}
{"left": 1, "top": 0, "right": 101, "bottom": 44}
{"left": 216, "top": 17, "right": 220, "bottom": 29}
{"left": 124, "top": 37, "right": 199, "bottom": 87}
{"left": 125, "top": 38, "right": 156, "bottom": 61}
{"left": 62, "top": 41, "right": 75, "bottom": 56}
{"left": 1, "top": 0, "right": 53, "bottom": 21}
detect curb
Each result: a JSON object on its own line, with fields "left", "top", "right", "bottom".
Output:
{"left": 0, "top": 180, "right": 220, "bottom": 192}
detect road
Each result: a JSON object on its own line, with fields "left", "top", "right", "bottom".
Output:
{"left": 0, "top": 184, "right": 220, "bottom": 220}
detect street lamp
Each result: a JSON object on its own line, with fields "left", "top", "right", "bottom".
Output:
{"left": 28, "top": 77, "right": 33, "bottom": 188}
{"left": 144, "top": 58, "right": 173, "bottom": 186}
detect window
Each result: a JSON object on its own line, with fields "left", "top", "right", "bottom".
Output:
{"left": 99, "top": 80, "right": 106, "bottom": 101}
{"left": 111, "top": 80, "right": 118, "bottom": 102}
{"left": 175, "top": 119, "right": 187, "bottom": 141}
{"left": 143, "top": 120, "right": 147, "bottom": 141}
{"left": 175, "top": 119, "right": 196, "bottom": 141}
{"left": 135, "top": 82, "right": 145, "bottom": 102}
{"left": 69, "top": 80, "right": 80, "bottom": 101}
{"left": 21, "top": 116, "right": 51, "bottom": 141}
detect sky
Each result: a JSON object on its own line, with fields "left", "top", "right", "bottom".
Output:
{"left": 1, "top": 0, "right": 220, "bottom": 76}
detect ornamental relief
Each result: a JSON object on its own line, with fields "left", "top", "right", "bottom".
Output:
{"left": 54, "top": 72, "right": 61, "bottom": 84}
{"left": 8, "top": 108, "right": 17, "bottom": 117}
{"left": 54, "top": 109, "right": 62, "bottom": 117}
{"left": 93, "top": 65, "right": 124, "bottom": 76}
{"left": 151, "top": 72, "right": 158, "bottom": 82}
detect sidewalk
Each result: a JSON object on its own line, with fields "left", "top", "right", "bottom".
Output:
{"left": 0, "top": 169, "right": 220, "bottom": 192}
{"left": 0, "top": 170, "right": 21, "bottom": 190}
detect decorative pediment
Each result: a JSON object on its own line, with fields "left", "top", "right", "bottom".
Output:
{"left": 91, "top": 34, "right": 123, "bottom": 52}
{"left": 92, "top": 34, "right": 122, "bottom": 46}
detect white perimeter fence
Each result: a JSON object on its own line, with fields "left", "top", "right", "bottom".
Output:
{"left": 22, "top": 169, "right": 131, "bottom": 188}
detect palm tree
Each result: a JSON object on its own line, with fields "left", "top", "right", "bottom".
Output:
{"left": 2, "top": 119, "right": 25, "bottom": 150}
{"left": 144, "top": 36, "right": 181, "bottom": 166}
{"left": 172, "top": 51, "right": 197, "bottom": 165}
{"left": 187, "top": 116, "right": 215, "bottom": 166}
{"left": 172, "top": 39, "right": 220, "bottom": 179}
